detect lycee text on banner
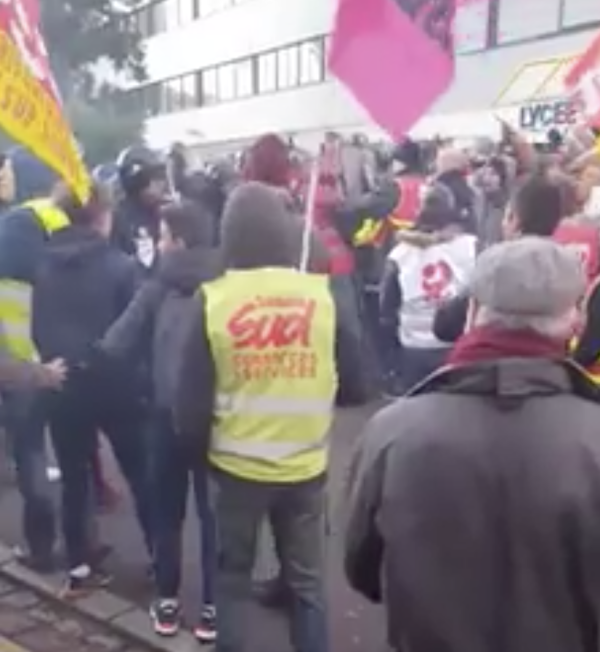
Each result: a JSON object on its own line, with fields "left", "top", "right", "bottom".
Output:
{"left": 329, "top": 0, "right": 456, "bottom": 140}
{"left": 227, "top": 296, "right": 318, "bottom": 382}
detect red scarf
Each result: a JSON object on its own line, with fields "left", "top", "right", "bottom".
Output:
{"left": 447, "top": 325, "right": 568, "bottom": 367}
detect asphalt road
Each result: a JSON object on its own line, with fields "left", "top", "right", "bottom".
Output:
{"left": 0, "top": 404, "right": 387, "bottom": 652}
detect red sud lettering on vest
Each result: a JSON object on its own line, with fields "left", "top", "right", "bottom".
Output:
{"left": 421, "top": 260, "right": 454, "bottom": 301}
{"left": 227, "top": 297, "right": 318, "bottom": 381}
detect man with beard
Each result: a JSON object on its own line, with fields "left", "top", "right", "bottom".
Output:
{"left": 112, "top": 146, "right": 169, "bottom": 271}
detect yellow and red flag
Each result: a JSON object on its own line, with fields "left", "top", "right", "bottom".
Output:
{"left": 0, "top": 0, "right": 90, "bottom": 201}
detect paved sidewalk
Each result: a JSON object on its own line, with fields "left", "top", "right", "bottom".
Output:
{"left": 0, "top": 575, "right": 148, "bottom": 652}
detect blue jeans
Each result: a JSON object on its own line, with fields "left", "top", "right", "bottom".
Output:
{"left": 150, "top": 413, "right": 217, "bottom": 605}
{"left": 213, "top": 471, "right": 328, "bottom": 652}
{"left": 4, "top": 390, "right": 55, "bottom": 558}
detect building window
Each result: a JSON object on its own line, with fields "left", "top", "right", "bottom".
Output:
{"left": 277, "top": 45, "right": 300, "bottom": 89}
{"left": 132, "top": 33, "right": 330, "bottom": 114}
{"left": 199, "top": 0, "right": 232, "bottom": 18}
{"left": 178, "top": 0, "right": 197, "bottom": 26}
{"left": 142, "top": 84, "right": 161, "bottom": 116}
{"left": 160, "top": 77, "right": 180, "bottom": 112}
{"left": 257, "top": 51, "right": 277, "bottom": 93}
{"left": 454, "top": 0, "right": 489, "bottom": 53}
{"left": 234, "top": 59, "right": 255, "bottom": 97}
{"left": 561, "top": 0, "right": 600, "bottom": 27}
{"left": 202, "top": 68, "right": 219, "bottom": 106}
{"left": 299, "top": 39, "right": 324, "bottom": 84}
{"left": 496, "top": 0, "right": 560, "bottom": 44}
{"left": 181, "top": 73, "right": 198, "bottom": 109}
{"left": 217, "top": 64, "right": 236, "bottom": 101}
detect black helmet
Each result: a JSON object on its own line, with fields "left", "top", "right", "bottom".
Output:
{"left": 116, "top": 145, "right": 165, "bottom": 196}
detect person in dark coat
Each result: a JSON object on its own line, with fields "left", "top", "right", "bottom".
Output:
{"left": 32, "top": 182, "right": 152, "bottom": 597}
{"left": 111, "top": 146, "right": 169, "bottom": 270}
{"left": 101, "top": 200, "right": 221, "bottom": 641}
{"left": 345, "top": 237, "right": 600, "bottom": 652}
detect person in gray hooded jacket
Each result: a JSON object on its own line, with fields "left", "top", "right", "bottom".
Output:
{"left": 101, "top": 200, "right": 222, "bottom": 642}
{"left": 346, "top": 237, "right": 600, "bottom": 652}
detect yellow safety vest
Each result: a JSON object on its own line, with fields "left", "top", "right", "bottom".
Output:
{"left": 203, "top": 268, "right": 338, "bottom": 483}
{"left": 352, "top": 217, "right": 387, "bottom": 247}
{"left": 0, "top": 200, "right": 69, "bottom": 360}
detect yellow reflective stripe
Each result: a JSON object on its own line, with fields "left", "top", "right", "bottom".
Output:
{"left": 0, "top": 282, "right": 32, "bottom": 306}
{"left": 0, "top": 281, "right": 36, "bottom": 360}
{"left": 216, "top": 393, "right": 332, "bottom": 416}
{"left": 2, "top": 321, "right": 30, "bottom": 340}
{"left": 212, "top": 435, "right": 327, "bottom": 463}
{"left": 23, "top": 200, "right": 70, "bottom": 234}
{"left": 353, "top": 218, "right": 382, "bottom": 246}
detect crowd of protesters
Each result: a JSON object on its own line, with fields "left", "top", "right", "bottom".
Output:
{"left": 0, "top": 117, "right": 598, "bottom": 652}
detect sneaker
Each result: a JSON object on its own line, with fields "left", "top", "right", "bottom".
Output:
{"left": 59, "top": 565, "right": 112, "bottom": 599}
{"left": 194, "top": 605, "right": 217, "bottom": 644}
{"left": 46, "top": 466, "right": 61, "bottom": 482}
{"left": 149, "top": 599, "right": 180, "bottom": 637}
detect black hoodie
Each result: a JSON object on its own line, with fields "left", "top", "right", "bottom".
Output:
{"left": 101, "top": 245, "right": 222, "bottom": 410}
{"left": 32, "top": 225, "right": 138, "bottom": 364}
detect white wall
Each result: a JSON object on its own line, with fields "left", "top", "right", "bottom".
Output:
{"left": 144, "top": 0, "right": 334, "bottom": 81}
{"left": 144, "top": 9, "right": 599, "bottom": 150}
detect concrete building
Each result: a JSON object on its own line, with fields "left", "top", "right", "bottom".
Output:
{"left": 127, "top": 0, "right": 600, "bottom": 153}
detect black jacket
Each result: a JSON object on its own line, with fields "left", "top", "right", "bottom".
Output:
{"left": 433, "top": 292, "right": 469, "bottom": 343}
{"left": 32, "top": 226, "right": 138, "bottom": 364}
{"left": 101, "top": 246, "right": 222, "bottom": 410}
{"left": 111, "top": 197, "right": 161, "bottom": 269}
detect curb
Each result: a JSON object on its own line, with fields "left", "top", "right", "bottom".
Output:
{"left": 0, "top": 543, "right": 203, "bottom": 652}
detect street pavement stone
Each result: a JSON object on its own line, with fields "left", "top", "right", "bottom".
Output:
{"left": 76, "top": 591, "right": 134, "bottom": 621}
{"left": 0, "top": 579, "right": 144, "bottom": 652}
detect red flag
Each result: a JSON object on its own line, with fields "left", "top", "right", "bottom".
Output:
{"left": 0, "top": 0, "right": 60, "bottom": 103}
{"left": 329, "top": 0, "right": 457, "bottom": 140}
{"left": 0, "top": 0, "right": 89, "bottom": 200}
{"left": 565, "top": 32, "right": 600, "bottom": 128}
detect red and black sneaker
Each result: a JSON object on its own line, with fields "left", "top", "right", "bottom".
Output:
{"left": 193, "top": 605, "right": 217, "bottom": 644}
{"left": 149, "top": 599, "right": 180, "bottom": 637}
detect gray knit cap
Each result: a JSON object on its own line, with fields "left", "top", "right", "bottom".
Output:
{"left": 471, "top": 237, "right": 586, "bottom": 317}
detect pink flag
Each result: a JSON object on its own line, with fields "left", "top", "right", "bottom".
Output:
{"left": 329, "top": 0, "right": 457, "bottom": 140}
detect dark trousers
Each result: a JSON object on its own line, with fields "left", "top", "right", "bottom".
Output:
{"left": 213, "top": 471, "right": 328, "bottom": 652}
{"left": 398, "top": 347, "right": 449, "bottom": 393}
{"left": 150, "top": 413, "right": 217, "bottom": 604}
{"left": 4, "top": 391, "right": 55, "bottom": 557}
{"left": 47, "top": 387, "right": 151, "bottom": 570}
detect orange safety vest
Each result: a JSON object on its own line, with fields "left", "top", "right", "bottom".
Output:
{"left": 388, "top": 176, "right": 425, "bottom": 231}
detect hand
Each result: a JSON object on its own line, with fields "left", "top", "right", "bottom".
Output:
{"left": 43, "top": 358, "right": 67, "bottom": 388}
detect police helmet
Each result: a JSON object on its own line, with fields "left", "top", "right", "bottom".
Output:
{"left": 116, "top": 145, "right": 165, "bottom": 197}
{"left": 92, "top": 162, "right": 119, "bottom": 186}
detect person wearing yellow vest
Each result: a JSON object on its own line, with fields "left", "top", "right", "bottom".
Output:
{"left": 0, "top": 182, "right": 73, "bottom": 572}
{"left": 175, "top": 182, "right": 365, "bottom": 652}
